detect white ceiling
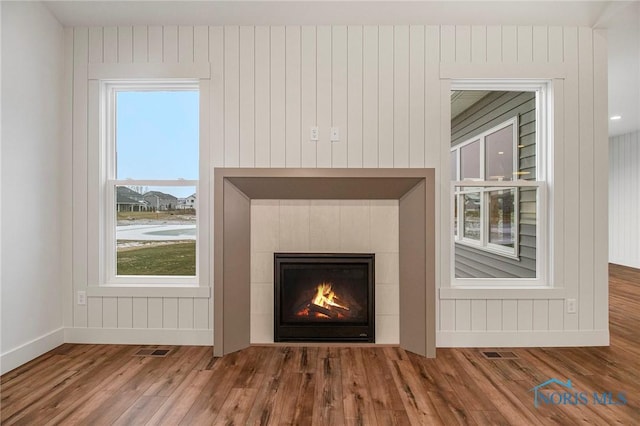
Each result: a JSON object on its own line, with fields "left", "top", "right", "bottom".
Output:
{"left": 45, "top": 0, "right": 640, "bottom": 137}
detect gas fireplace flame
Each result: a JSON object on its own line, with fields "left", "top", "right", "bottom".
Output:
{"left": 312, "top": 282, "right": 350, "bottom": 311}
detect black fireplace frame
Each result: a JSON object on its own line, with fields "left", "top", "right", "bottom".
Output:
{"left": 274, "top": 253, "right": 375, "bottom": 342}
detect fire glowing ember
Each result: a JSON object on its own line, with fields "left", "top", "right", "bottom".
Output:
{"left": 312, "top": 282, "right": 349, "bottom": 310}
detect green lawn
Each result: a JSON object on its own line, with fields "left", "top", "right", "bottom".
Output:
{"left": 117, "top": 242, "right": 196, "bottom": 276}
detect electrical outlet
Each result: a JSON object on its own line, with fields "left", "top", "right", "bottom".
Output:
{"left": 566, "top": 298, "right": 577, "bottom": 314}
{"left": 77, "top": 291, "right": 86, "bottom": 305}
{"left": 330, "top": 127, "right": 340, "bottom": 142}
{"left": 310, "top": 126, "right": 319, "bottom": 141}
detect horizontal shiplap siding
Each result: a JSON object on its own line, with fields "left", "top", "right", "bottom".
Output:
{"left": 452, "top": 91, "right": 537, "bottom": 278}
{"left": 71, "top": 25, "right": 608, "bottom": 343}
{"left": 609, "top": 131, "right": 640, "bottom": 268}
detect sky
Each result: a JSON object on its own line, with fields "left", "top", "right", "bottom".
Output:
{"left": 116, "top": 90, "right": 199, "bottom": 198}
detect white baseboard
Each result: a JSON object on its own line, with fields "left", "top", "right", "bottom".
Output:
{"left": 436, "top": 329, "right": 610, "bottom": 347}
{"left": 65, "top": 327, "right": 213, "bottom": 346}
{"left": 1, "top": 327, "right": 65, "bottom": 375}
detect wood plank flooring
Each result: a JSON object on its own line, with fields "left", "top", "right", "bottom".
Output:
{"left": 2, "top": 264, "right": 639, "bottom": 425}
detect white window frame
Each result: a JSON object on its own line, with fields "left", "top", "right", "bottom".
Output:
{"left": 450, "top": 80, "right": 550, "bottom": 288}
{"left": 451, "top": 117, "right": 520, "bottom": 258}
{"left": 100, "top": 80, "right": 201, "bottom": 287}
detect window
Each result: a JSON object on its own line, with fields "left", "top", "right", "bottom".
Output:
{"left": 450, "top": 84, "right": 549, "bottom": 284}
{"left": 102, "top": 81, "right": 200, "bottom": 285}
{"left": 451, "top": 118, "right": 520, "bottom": 256}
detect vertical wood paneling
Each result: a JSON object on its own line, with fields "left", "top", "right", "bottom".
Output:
{"left": 86, "top": 80, "right": 100, "bottom": 289}
{"left": 301, "top": 26, "right": 317, "bottom": 167}
{"left": 455, "top": 300, "right": 471, "bottom": 331}
{"left": 163, "top": 298, "right": 178, "bottom": 328}
{"left": 471, "top": 300, "right": 487, "bottom": 331}
{"left": 178, "top": 26, "right": 194, "bottom": 63}
{"left": 148, "top": 298, "right": 163, "bottom": 328}
{"left": 501, "top": 26, "right": 517, "bottom": 63}
{"left": 532, "top": 26, "right": 548, "bottom": 63}
{"left": 117, "top": 297, "right": 133, "bottom": 328}
{"left": 331, "top": 26, "right": 348, "bottom": 168}
{"left": 552, "top": 78, "right": 565, "bottom": 295}
{"left": 486, "top": 26, "right": 501, "bottom": 63}
{"left": 210, "top": 26, "right": 225, "bottom": 168}
{"left": 103, "top": 26, "right": 118, "bottom": 62}
{"left": 194, "top": 298, "right": 209, "bottom": 329}
{"left": 285, "top": 26, "right": 301, "bottom": 167}
{"left": 88, "top": 27, "right": 103, "bottom": 64}
{"left": 103, "top": 297, "right": 118, "bottom": 328}
{"left": 424, "top": 26, "right": 440, "bottom": 168}
{"left": 163, "top": 25, "right": 178, "bottom": 62}
{"left": 270, "top": 26, "right": 286, "bottom": 167}
{"left": 63, "top": 27, "right": 75, "bottom": 329}
{"left": 393, "top": 26, "right": 409, "bottom": 167}
{"left": 362, "top": 26, "right": 379, "bottom": 168}
{"left": 533, "top": 300, "right": 549, "bottom": 331}
{"left": 548, "top": 299, "right": 564, "bottom": 330}
{"left": 132, "top": 26, "right": 148, "bottom": 63}
{"left": 316, "top": 26, "right": 332, "bottom": 167}
{"left": 440, "top": 300, "right": 455, "bottom": 331}
{"left": 471, "top": 26, "right": 486, "bottom": 63}
{"left": 378, "top": 26, "right": 394, "bottom": 168}
{"left": 148, "top": 26, "right": 163, "bottom": 62}
{"left": 486, "top": 300, "right": 502, "bottom": 331}
{"left": 517, "top": 26, "right": 532, "bottom": 63}
{"left": 72, "top": 27, "right": 89, "bottom": 328}
{"left": 455, "top": 26, "right": 471, "bottom": 63}
{"left": 239, "top": 26, "right": 255, "bottom": 167}
{"left": 88, "top": 297, "right": 103, "bottom": 328}
{"left": 132, "top": 298, "right": 148, "bottom": 328}
{"left": 409, "top": 25, "right": 425, "bottom": 168}
{"left": 502, "top": 300, "right": 517, "bottom": 331}
{"left": 578, "top": 28, "right": 595, "bottom": 330}
{"left": 255, "top": 26, "right": 271, "bottom": 167}
{"left": 439, "top": 25, "right": 455, "bottom": 64}
{"left": 117, "top": 26, "right": 133, "bottom": 63}
{"left": 194, "top": 26, "right": 209, "bottom": 62}
{"left": 593, "top": 30, "right": 610, "bottom": 329}
{"left": 517, "top": 300, "right": 533, "bottom": 331}
{"left": 179, "top": 298, "right": 194, "bottom": 329}
{"left": 347, "top": 26, "right": 363, "bottom": 168}
{"left": 224, "top": 26, "right": 240, "bottom": 167}
{"left": 548, "top": 26, "right": 563, "bottom": 63}
{"left": 563, "top": 27, "right": 580, "bottom": 331}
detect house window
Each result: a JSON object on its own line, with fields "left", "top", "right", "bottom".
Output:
{"left": 450, "top": 84, "right": 548, "bottom": 284}
{"left": 103, "top": 82, "right": 199, "bottom": 284}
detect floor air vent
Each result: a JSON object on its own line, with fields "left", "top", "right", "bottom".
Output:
{"left": 134, "top": 347, "right": 172, "bottom": 357}
{"left": 481, "top": 351, "right": 519, "bottom": 360}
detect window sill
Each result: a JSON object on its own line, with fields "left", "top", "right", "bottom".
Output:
{"left": 86, "top": 286, "right": 210, "bottom": 298}
{"left": 439, "top": 287, "right": 565, "bottom": 300}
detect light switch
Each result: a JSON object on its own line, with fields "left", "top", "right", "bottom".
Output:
{"left": 310, "top": 127, "right": 319, "bottom": 141}
{"left": 330, "top": 127, "right": 340, "bottom": 142}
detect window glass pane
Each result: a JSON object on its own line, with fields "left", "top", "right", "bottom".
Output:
{"left": 486, "top": 125, "right": 514, "bottom": 181}
{"left": 488, "top": 189, "right": 515, "bottom": 247}
{"left": 450, "top": 150, "right": 458, "bottom": 181}
{"left": 462, "top": 192, "right": 481, "bottom": 240}
{"left": 116, "top": 90, "right": 199, "bottom": 180}
{"left": 460, "top": 140, "right": 480, "bottom": 180}
{"left": 116, "top": 185, "right": 196, "bottom": 276}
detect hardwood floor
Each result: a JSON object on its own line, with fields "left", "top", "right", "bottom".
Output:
{"left": 2, "top": 264, "right": 639, "bottom": 425}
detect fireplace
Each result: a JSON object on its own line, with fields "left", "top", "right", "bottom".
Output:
{"left": 274, "top": 253, "right": 375, "bottom": 342}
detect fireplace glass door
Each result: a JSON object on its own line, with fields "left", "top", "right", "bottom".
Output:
{"left": 274, "top": 253, "right": 375, "bottom": 342}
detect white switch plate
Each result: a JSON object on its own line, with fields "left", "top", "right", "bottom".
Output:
{"left": 77, "top": 291, "right": 87, "bottom": 305}
{"left": 566, "top": 298, "right": 576, "bottom": 313}
{"left": 310, "top": 126, "right": 319, "bottom": 141}
{"left": 330, "top": 127, "right": 339, "bottom": 142}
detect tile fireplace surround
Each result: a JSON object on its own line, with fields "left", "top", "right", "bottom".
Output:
{"left": 213, "top": 168, "right": 435, "bottom": 358}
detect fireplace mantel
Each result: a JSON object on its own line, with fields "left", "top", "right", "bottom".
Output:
{"left": 213, "top": 168, "right": 435, "bottom": 357}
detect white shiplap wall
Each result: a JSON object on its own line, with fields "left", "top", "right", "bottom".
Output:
{"left": 69, "top": 25, "right": 609, "bottom": 347}
{"left": 609, "top": 131, "right": 640, "bottom": 269}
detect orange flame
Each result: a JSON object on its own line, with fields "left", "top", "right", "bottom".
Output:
{"left": 312, "top": 282, "right": 349, "bottom": 311}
